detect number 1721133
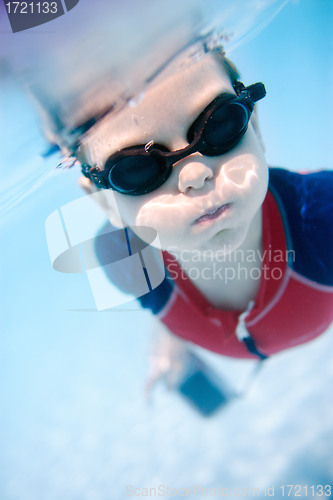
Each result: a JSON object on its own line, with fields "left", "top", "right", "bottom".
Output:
{"left": 5, "top": 2, "right": 58, "bottom": 14}
{"left": 280, "top": 485, "right": 331, "bottom": 497}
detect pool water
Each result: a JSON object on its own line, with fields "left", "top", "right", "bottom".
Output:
{"left": 1, "top": 0, "right": 332, "bottom": 498}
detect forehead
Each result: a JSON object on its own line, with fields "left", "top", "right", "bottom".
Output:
{"left": 83, "top": 53, "right": 234, "bottom": 167}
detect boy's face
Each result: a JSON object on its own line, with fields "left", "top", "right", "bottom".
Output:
{"left": 84, "top": 53, "right": 269, "bottom": 254}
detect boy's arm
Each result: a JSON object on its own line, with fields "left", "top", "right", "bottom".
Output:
{"left": 145, "top": 320, "right": 189, "bottom": 401}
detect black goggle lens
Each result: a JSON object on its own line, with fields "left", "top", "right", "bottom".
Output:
{"left": 109, "top": 155, "right": 163, "bottom": 193}
{"left": 203, "top": 102, "right": 249, "bottom": 149}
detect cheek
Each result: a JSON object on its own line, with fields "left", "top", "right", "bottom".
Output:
{"left": 217, "top": 151, "right": 268, "bottom": 207}
{"left": 221, "top": 154, "right": 261, "bottom": 187}
{"left": 135, "top": 194, "right": 188, "bottom": 236}
{"left": 111, "top": 192, "right": 183, "bottom": 244}
{"left": 127, "top": 192, "right": 207, "bottom": 249}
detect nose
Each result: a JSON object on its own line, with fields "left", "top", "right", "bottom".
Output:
{"left": 178, "top": 158, "right": 214, "bottom": 193}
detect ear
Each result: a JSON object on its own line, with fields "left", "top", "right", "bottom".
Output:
{"left": 250, "top": 105, "right": 266, "bottom": 153}
{"left": 77, "top": 176, "right": 124, "bottom": 228}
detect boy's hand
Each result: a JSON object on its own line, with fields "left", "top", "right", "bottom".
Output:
{"left": 145, "top": 328, "right": 189, "bottom": 402}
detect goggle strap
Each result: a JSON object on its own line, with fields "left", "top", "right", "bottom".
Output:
{"left": 233, "top": 81, "right": 266, "bottom": 103}
{"left": 246, "top": 83, "right": 266, "bottom": 103}
{"left": 81, "top": 163, "right": 92, "bottom": 180}
{"left": 233, "top": 81, "right": 246, "bottom": 96}
{"left": 81, "top": 163, "right": 109, "bottom": 189}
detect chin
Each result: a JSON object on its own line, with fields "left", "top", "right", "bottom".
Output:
{"left": 192, "top": 226, "right": 243, "bottom": 255}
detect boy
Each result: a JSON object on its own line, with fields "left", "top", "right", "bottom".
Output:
{"left": 75, "top": 43, "right": 333, "bottom": 376}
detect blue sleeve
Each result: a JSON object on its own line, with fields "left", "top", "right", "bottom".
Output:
{"left": 94, "top": 223, "right": 174, "bottom": 313}
{"left": 268, "top": 168, "right": 333, "bottom": 286}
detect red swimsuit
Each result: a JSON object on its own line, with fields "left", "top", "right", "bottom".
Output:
{"left": 159, "top": 189, "right": 333, "bottom": 359}
{"left": 95, "top": 168, "right": 333, "bottom": 359}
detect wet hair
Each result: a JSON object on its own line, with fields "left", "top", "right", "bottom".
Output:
{"left": 207, "top": 46, "right": 241, "bottom": 86}
{"left": 221, "top": 55, "right": 241, "bottom": 86}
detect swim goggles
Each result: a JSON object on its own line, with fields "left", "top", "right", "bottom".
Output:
{"left": 81, "top": 81, "right": 266, "bottom": 196}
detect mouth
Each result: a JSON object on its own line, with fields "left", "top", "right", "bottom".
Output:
{"left": 194, "top": 203, "right": 231, "bottom": 224}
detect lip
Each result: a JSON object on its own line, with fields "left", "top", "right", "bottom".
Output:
{"left": 194, "top": 203, "right": 231, "bottom": 224}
